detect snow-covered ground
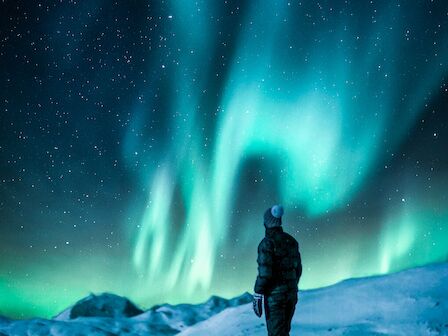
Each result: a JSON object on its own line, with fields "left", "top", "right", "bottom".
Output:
{"left": 1, "top": 263, "right": 447, "bottom": 335}
{"left": 181, "top": 263, "right": 448, "bottom": 336}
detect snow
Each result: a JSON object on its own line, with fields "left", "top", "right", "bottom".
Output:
{"left": 181, "top": 263, "right": 448, "bottom": 336}
{"left": 1, "top": 263, "right": 447, "bottom": 335}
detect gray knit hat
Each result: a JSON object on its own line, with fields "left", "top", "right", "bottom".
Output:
{"left": 263, "top": 205, "right": 284, "bottom": 228}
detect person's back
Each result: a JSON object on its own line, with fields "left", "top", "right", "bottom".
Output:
{"left": 253, "top": 205, "right": 302, "bottom": 336}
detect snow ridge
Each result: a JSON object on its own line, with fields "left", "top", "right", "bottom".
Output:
{"left": 0, "top": 263, "right": 447, "bottom": 335}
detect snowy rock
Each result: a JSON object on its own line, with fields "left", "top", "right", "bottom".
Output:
{"left": 132, "top": 292, "right": 252, "bottom": 333}
{"left": 54, "top": 293, "right": 143, "bottom": 320}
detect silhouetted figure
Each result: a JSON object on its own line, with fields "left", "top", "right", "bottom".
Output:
{"left": 253, "top": 205, "right": 302, "bottom": 336}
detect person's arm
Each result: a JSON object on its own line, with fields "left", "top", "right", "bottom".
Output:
{"left": 296, "top": 250, "right": 302, "bottom": 285}
{"left": 254, "top": 238, "right": 275, "bottom": 295}
{"left": 253, "top": 238, "right": 274, "bottom": 317}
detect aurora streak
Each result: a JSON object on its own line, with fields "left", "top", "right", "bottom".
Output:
{"left": 128, "top": 0, "right": 448, "bottom": 304}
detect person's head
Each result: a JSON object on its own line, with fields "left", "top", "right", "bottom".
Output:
{"left": 263, "top": 205, "right": 284, "bottom": 228}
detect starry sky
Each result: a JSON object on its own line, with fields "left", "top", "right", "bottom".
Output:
{"left": 1, "top": 0, "right": 448, "bottom": 319}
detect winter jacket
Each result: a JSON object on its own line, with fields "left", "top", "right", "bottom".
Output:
{"left": 254, "top": 226, "right": 302, "bottom": 295}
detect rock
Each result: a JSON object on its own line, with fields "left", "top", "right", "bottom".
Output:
{"left": 65, "top": 292, "right": 144, "bottom": 319}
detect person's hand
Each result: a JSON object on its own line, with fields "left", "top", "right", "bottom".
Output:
{"left": 253, "top": 293, "right": 263, "bottom": 317}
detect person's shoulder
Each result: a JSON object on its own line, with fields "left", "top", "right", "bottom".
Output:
{"left": 282, "top": 231, "right": 299, "bottom": 245}
{"left": 258, "top": 237, "right": 275, "bottom": 250}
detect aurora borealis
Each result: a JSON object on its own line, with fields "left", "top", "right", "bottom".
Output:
{"left": 1, "top": 0, "right": 447, "bottom": 319}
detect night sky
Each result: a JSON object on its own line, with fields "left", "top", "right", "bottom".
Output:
{"left": 1, "top": 0, "right": 448, "bottom": 319}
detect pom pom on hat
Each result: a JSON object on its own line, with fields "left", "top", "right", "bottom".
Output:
{"left": 264, "top": 205, "right": 284, "bottom": 228}
{"left": 271, "top": 205, "right": 284, "bottom": 218}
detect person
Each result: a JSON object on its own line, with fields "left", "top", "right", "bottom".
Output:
{"left": 253, "top": 205, "right": 302, "bottom": 336}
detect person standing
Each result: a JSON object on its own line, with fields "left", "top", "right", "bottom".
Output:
{"left": 253, "top": 205, "right": 302, "bottom": 336}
